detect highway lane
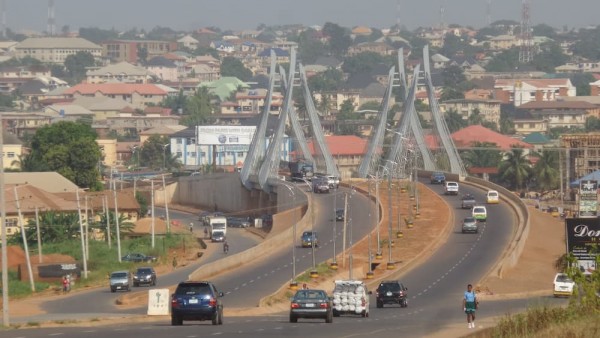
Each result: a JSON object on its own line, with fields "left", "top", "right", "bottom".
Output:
{"left": 8, "top": 182, "right": 566, "bottom": 337}
{"left": 210, "top": 185, "right": 374, "bottom": 307}
{"left": 37, "top": 208, "right": 261, "bottom": 317}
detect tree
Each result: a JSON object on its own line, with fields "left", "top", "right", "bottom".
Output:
{"left": 485, "top": 48, "right": 520, "bottom": 72}
{"left": 140, "top": 135, "right": 181, "bottom": 170}
{"left": 78, "top": 27, "right": 119, "bottom": 44}
{"left": 569, "top": 73, "right": 596, "bottom": 96}
{"left": 91, "top": 211, "right": 134, "bottom": 244}
{"left": 499, "top": 117, "right": 516, "bottom": 135}
{"left": 181, "top": 87, "right": 215, "bottom": 126}
{"left": 220, "top": 57, "right": 253, "bottom": 82}
{"left": 307, "top": 68, "right": 343, "bottom": 92}
{"left": 137, "top": 46, "right": 148, "bottom": 65}
{"left": 161, "top": 89, "right": 186, "bottom": 114}
{"left": 498, "top": 147, "right": 532, "bottom": 190}
{"left": 461, "top": 142, "right": 502, "bottom": 170}
{"left": 0, "top": 93, "right": 14, "bottom": 110}
{"left": 532, "top": 24, "right": 557, "bottom": 39}
{"left": 571, "top": 26, "right": 600, "bottom": 60}
{"left": 468, "top": 108, "right": 484, "bottom": 125}
{"left": 586, "top": 116, "right": 600, "bottom": 131}
{"left": 27, "top": 121, "right": 101, "bottom": 189}
{"left": 136, "top": 192, "right": 148, "bottom": 218}
{"left": 440, "top": 87, "right": 465, "bottom": 101}
{"left": 24, "top": 212, "right": 81, "bottom": 244}
{"left": 342, "top": 52, "right": 392, "bottom": 74}
{"left": 297, "top": 29, "right": 327, "bottom": 64}
{"left": 192, "top": 46, "right": 219, "bottom": 58}
{"left": 323, "top": 22, "right": 352, "bottom": 57}
{"left": 533, "top": 150, "right": 559, "bottom": 191}
{"left": 442, "top": 65, "right": 466, "bottom": 87}
{"left": 64, "top": 51, "right": 95, "bottom": 84}
{"left": 532, "top": 41, "right": 568, "bottom": 73}
{"left": 336, "top": 99, "right": 360, "bottom": 135}
{"left": 444, "top": 109, "right": 468, "bottom": 133}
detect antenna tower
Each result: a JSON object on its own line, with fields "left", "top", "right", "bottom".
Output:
{"left": 396, "top": 0, "right": 401, "bottom": 29}
{"left": 439, "top": 0, "right": 446, "bottom": 29}
{"left": 1, "top": 0, "right": 6, "bottom": 39}
{"left": 47, "top": 0, "right": 55, "bottom": 36}
{"left": 519, "top": 0, "right": 532, "bottom": 63}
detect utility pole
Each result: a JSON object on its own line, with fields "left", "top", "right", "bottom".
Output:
{"left": 35, "top": 207, "right": 42, "bottom": 263}
{"left": 14, "top": 186, "right": 35, "bottom": 291}
{"left": 113, "top": 178, "right": 122, "bottom": 262}
{"left": 1, "top": 112, "right": 10, "bottom": 326}
{"left": 75, "top": 188, "right": 88, "bottom": 279}
{"left": 162, "top": 174, "right": 170, "bottom": 233}
{"left": 103, "top": 195, "right": 111, "bottom": 248}
{"left": 151, "top": 180, "right": 155, "bottom": 248}
{"left": 342, "top": 193, "right": 348, "bottom": 269}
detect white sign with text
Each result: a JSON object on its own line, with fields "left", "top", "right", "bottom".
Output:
{"left": 147, "top": 288, "right": 170, "bottom": 315}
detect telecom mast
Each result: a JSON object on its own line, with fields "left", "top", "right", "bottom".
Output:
{"left": 519, "top": 0, "right": 533, "bottom": 63}
{"left": 1, "top": 0, "right": 6, "bottom": 39}
{"left": 486, "top": 0, "right": 492, "bottom": 26}
{"left": 47, "top": 0, "right": 56, "bottom": 36}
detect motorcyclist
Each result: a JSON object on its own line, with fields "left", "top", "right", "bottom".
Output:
{"left": 223, "top": 241, "right": 229, "bottom": 254}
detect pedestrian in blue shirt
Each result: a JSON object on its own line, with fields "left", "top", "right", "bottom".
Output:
{"left": 462, "top": 284, "right": 478, "bottom": 329}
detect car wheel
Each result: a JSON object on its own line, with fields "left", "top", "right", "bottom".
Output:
{"left": 212, "top": 311, "right": 219, "bottom": 325}
{"left": 218, "top": 309, "right": 223, "bottom": 325}
{"left": 376, "top": 300, "right": 383, "bottom": 308}
{"left": 171, "top": 315, "right": 182, "bottom": 326}
{"left": 289, "top": 314, "right": 298, "bottom": 323}
{"left": 326, "top": 311, "right": 333, "bottom": 323}
{"left": 333, "top": 309, "right": 340, "bottom": 317}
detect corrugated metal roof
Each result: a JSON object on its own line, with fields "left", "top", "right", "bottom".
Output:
{"left": 16, "top": 37, "right": 102, "bottom": 50}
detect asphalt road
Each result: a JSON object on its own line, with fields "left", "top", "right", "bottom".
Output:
{"left": 3, "top": 182, "right": 568, "bottom": 338}
{"left": 37, "top": 208, "right": 261, "bottom": 318}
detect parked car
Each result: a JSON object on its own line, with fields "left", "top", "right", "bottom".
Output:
{"left": 133, "top": 267, "right": 156, "bottom": 287}
{"left": 461, "top": 194, "right": 476, "bottom": 209}
{"left": 472, "top": 206, "right": 487, "bottom": 222}
{"left": 325, "top": 175, "right": 340, "bottom": 189}
{"left": 430, "top": 172, "right": 446, "bottom": 184}
{"left": 170, "top": 281, "right": 224, "bottom": 326}
{"left": 553, "top": 273, "right": 575, "bottom": 297}
{"left": 211, "top": 231, "right": 226, "bottom": 243}
{"left": 289, "top": 289, "right": 333, "bottom": 323}
{"left": 335, "top": 209, "right": 345, "bottom": 221}
{"left": 301, "top": 231, "right": 319, "bottom": 248}
{"left": 375, "top": 280, "right": 408, "bottom": 308}
{"left": 486, "top": 190, "right": 500, "bottom": 204}
{"left": 121, "top": 253, "right": 157, "bottom": 263}
{"left": 444, "top": 181, "right": 459, "bottom": 195}
{"left": 461, "top": 217, "right": 479, "bottom": 233}
{"left": 109, "top": 270, "right": 131, "bottom": 293}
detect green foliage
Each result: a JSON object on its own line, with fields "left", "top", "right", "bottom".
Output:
{"left": 78, "top": 27, "right": 119, "bottom": 43}
{"left": 498, "top": 147, "right": 532, "bottom": 190}
{"left": 27, "top": 121, "right": 101, "bottom": 188}
{"left": 64, "top": 52, "right": 96, "bottom": 84}
{"left": 444, "top": 109, "right": 468, "bottom": 133}
{"left": 548, "top": 126, "right": 584, "bottom": 139}
{"left": 19, "top": 212, "right": 81, "bottom": 244}
{"left": 586, "top": 116, "right": 600, "bottom": 131}
{"left": 192, "top": 46, "right": 219, "bottom": 58}
{"left": 137, "top": 46, "right": 148, "bottom": 65}
{"left": 460, "top": 142, "right": 502, "bottom": 169}
{"left": 486, "top": 48, "right": 520, "bottom": 72}
{"left": 140, "top": 135, "right": 180, "bottom": 170}
{"left": 532, "top": 24, "right": 557, "bottom": 39}
{"left": 336, "top": 99, "right": 360, "bottom": 135}
{"left": 220, "top": 57, "right": 253, "bottom": 82}
{"left": 307, "top": 68, "right": 343, "bottom": 92}
{"left": 297, "top": 29, "right": 327, "bottom": 64}
{"left": 571, "top": 26, "right": 600, "bottom": 59}
{"left": 0, "top": 56, "right": 43, "bottom": 67}
{"left": 3, "top": 270, "right": 51, "bottom": 299}
{"left": 342, "top": 51, "right": 392, "bottom": 74}
{"left": 161, "top": 89, "right": 186, "bottom": 114}
{"left": 323, "top": 22, "right": 352, "bottom": 57}
{"left": 568, "top": 73, "right": 596, "bottom": 96}
{"left": 181, "top": 87, "right": 216, "bottom": 127}
{"left": 136, "top": 193, "right": 148, "bottom": 218}
{"left": 532, "top": 150, "right": 559, "bottom": 191}
{"left": 440, "top": 87, "right": 465, "bottom": 101}
{"left": 442, "top": 65, "right": 467, "bottom": 87}
{"left": 0, "top": 93, "right": 15, "bottom": 109}
{"left": 499, "top": 117, "right": 516, "bottom": 135}
{"left": 532, "top": 42, "right": 568, "bottom": 72}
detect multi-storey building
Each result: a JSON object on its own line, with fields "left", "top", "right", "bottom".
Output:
{"left": 439, "top": 99, "right": 502, "bottom": 127}
{"left": 101, "top": 40, "right": 178, "bottom": 63}
{"left": 494, "top": 78, "right": 576, "bottom": 107}
{"left": 15, "top": 37, "right": 102, "bottom": 64}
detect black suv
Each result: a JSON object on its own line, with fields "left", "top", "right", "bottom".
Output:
{"left": 375, "top": 280, "right": 408, "bottom": 308}
{"left": 171, "top": 281, "right": 224, "bottom": 326}
{"left": 133, "top": 267, "right": 156, "bottom": 287}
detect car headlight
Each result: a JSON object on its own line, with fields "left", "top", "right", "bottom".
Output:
{"left": 134, "top": 276, "right": 139, "bottom": 279}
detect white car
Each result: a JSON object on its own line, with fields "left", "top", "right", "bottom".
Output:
{"left": 444, "top": 181, "right": 459, "bottom": 195}
{"left": 553, "top": 273, "right": 575, "bottom": 297}
{"left": 486, "top": 190, "right": 499, "bottom": 204}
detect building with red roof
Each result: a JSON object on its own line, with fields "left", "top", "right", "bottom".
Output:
{"left": 305, "top": 135, "right": 368, "bottom": 179}
{"left": 63, "top": 83, "right": 170, "bottom": 109}
{"left": 450, "top": 125, "right": 533, "bottom": 151}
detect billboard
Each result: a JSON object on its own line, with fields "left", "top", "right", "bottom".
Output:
{"left": 579, "top": 180, "right": 598, "bottom": 218}
{"left": 196, "top": 126, "right": 256, "bottom": 145}
{"left": 565, "top": 218, "right": 599, "bottom": 275}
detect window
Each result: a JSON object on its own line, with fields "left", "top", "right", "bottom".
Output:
{"left": 176, "top": 139, "right": 182, "bottom": 144}
{"left": 237, "top": 152, "right": 244, "bottom": 157}
{"left": 176, "top": 152, "right": 182, "bottom": 158}
{"left": 189, "top": 152, "right": 196, "bottom": 157}
{"left": 7, "top": 152, "right": 14, "bottom": 158}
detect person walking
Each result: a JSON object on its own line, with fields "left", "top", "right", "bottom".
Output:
{"left": 463, "top": 284, "right": 478, "bottom": 328}
{"left": 223, "top": 240, "right": 229, "bottom": 254}
{"left": 62, "top": 275, "right": 70, "bottom": 294}
{"left": 189, "top": 222, "right": 194, "bottom": 233}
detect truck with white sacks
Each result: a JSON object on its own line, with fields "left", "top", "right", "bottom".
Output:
{"left": 331, "top": 280, "right": 370, "bottom": 317}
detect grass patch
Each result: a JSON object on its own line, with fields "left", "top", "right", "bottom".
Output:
{"left": 25, "top": 322, "right": 39, "bottom": 327}
{"left": 5, "top": 233, "right": 198, "bottom": 298}
{"left": 296, "top": 262, "right": 336, "bottom": 283}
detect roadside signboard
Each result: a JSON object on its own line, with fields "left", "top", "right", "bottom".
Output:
{"left": 578, "top": 180, "right": 598, "bottom": 218}
{"left": 565, "top": 218, "right": 599, "bottom": 275}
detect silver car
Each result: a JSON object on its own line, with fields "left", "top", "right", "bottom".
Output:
{"left": 110, "top": 270, "right": 131, "bottom": 292}
{"left": 461, "top": 217, "right": 478, "bottom": 233}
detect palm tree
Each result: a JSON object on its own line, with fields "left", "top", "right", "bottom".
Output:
{"left": 444, "top": 109, "right": 467, "bottom": 133}
{"left": 23, "top": 212, "right": 81, "bottom": 244}
{"left": 533, "top": 150, "right": 559, "bottom": 192}
{"left": 467, "top": 108, "right": 484, "bottom": 126}
{"left": 91, "top": 211, "right": 134, "bottom": 244}
{"left": 461, "top": 142, "right": 502, "bottom": 170}
{"left": 498, "top": 147, "right": 532, "bottom": 190}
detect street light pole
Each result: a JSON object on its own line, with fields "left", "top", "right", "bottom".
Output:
{"left": 162, "top": 143, "right": 170, "bottom": 171}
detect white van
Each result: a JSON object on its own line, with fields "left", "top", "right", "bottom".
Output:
{"left": 208, "top": 216, "right": 227, "bottom": 238}
{"left": 444, "top": 181, "right": 459, "bottom": 195}
{"left": 486, "top": 190, "right": 499, "bottom": 204}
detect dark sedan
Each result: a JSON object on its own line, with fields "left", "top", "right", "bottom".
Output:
{"left": 121, "top": 253, "right": 157, "bottom": 263}
{"left": 133, "top": 267, "right": 156, "bottom": 287}
{"left": 289, "top": 289, "right": 333, "bottom": 323}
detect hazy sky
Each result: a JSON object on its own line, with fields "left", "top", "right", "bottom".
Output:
{"left": 4, "top": 0, "right": 600, "bottom": 33}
